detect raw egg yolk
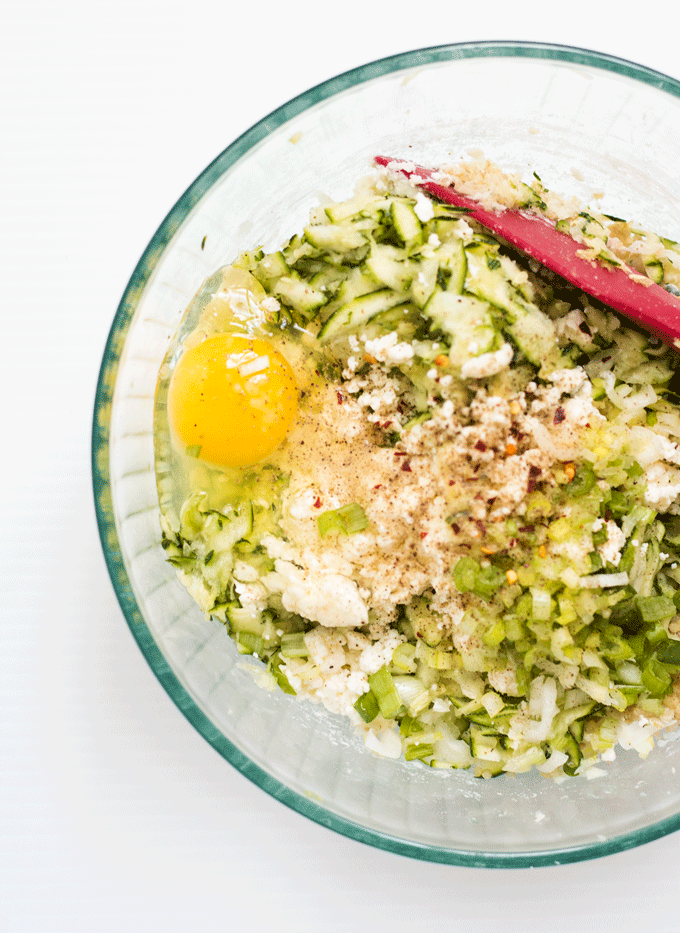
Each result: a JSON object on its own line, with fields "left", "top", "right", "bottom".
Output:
{"left": 168, "top": 333, "right": 298, "bottom": 468}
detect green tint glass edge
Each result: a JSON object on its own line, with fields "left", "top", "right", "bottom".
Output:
{"left": 92, "top": 40, "right": 680, "bottom": 868}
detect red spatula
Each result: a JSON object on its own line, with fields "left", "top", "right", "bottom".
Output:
{"left": 375, "top": 156, "right": 680, "bottom": 348}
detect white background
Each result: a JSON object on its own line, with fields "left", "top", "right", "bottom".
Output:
{"left": 4, "top": 2, "right": 680, "bottom": 930}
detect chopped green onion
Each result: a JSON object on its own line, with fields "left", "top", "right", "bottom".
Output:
{"left": 429, "top": 649, "right": 457, "bottom": 670}
{"left": 404, "top": 742, "right": 435, "bottom": 762}
{"left": 316, "top": 509, "right": 346, "bottom": 537}
{"left": 569, "top": 463, "right": 596, "bottom": 497}
{"left": 638, "top": 595, "right": 676, "bottom": 624}
{"left": 482, "top": 619, "right": 506, "bottom": 647}
{"left": 367, "top": 666, "right": 402, "bottom": 719}
{"left": 280, "top": 632, "right": 309, "bottom": 658}
{"left": 317, "top": 502, "right": 368, "bottom": 537}
{"left": 391, "top": 642, "right": 417, "bottom": 673}
{"left": 531, "top": 588, "right": 552, "bottom": 621}
{"left": 269, "top": 652, "right": 296, "bottom": 695}
{"left": 547, "top": 517, "right": 572, "bottom": 543}
{"left": 474, "top": 565, "right": 505, "bottom": 602}
{"left": 235, "top": 632, "right": 264, "bottom": 656}
{"left": 354, "top": 690, "right": 379, "bottom": 723}
{"left": 402, "top": 411, "right": 432, "bottom": 431}
{"left": 641, "top": 658, "right": 672, "bottom": 697}
{"left": 646, "top": 622, "right": 668, "bottom": 646}
{"left": 607, "top": 491, "right": 630, "bottom": 519}
{"left": 452, "top": 556, "right": 478, "bottom": 593}
{"left": 656, "top": 639, "right": 680, "bottom": 665}
{"left": 560, "top": 734, "right": 582, "bottom": 776}
{"left": 337, "top": 502, "right": 369, "bottom": 534}
{"left": 592, "top": 524, "right": 609, "bottom": 547}
{"left": 600, "top": 627, "right": 634, "bottom": 663}
{"left": 452, "top": 556, "right": 504, "bottom": 603}
{"left": 399, "top": 715, "right": 424, "bottom": 737}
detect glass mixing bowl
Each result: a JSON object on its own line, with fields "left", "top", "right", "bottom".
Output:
{"left": 93, "top": 42, "right": 680, "bottom": 867}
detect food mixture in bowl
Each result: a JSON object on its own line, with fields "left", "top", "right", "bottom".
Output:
{"left": 154, "top": 155, "right": 680, "bottom": 778}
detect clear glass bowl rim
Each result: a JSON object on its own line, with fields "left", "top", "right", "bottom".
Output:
{"left": 92, "top": 40, "right": 680, "bottom": 868}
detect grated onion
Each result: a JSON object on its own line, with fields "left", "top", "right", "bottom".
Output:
{"left": 578, "top": 571, "right": 629, "bottom": 588}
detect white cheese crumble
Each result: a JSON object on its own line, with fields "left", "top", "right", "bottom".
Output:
{"left": 460, "top": 342, "right": 513, "bottom": 379}
{"left": 363, "top": 331, "right": 415, "bottom": 364}
{"left": 644, "top": 461, "right": 680, "bottom": 512}
{"left": 266, "top": 558, "right": 368, "bottom": 628}
{"left": 597, "top": 520, "right": 627, "bottom": 567}
{"left": 414, "top": 190, "right": 435, "bottom": 222}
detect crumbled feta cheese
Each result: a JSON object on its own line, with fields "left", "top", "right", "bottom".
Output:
{"left": 414, "top": 191, "right": 435, "bottom": 222}
{"left": 268, "top": 559, "right": 368, "bottom": 628}
{"left": 260, "top": 296, "right": 281, "bottom": 314}
{"left": 598, "top": 520, "right": 627, "bottom": 567}
{"left": 363, "top": 331, "right": 414, "bottom": 364}
{"left": 546, "top": 367, "right": 587, "bottom": 395}
{"left": 304, "top": 627, "right": 346, "bottom": 673}
{"left": 233, "top": 579, "right": 268, "bottom": 610}
{"left": 460, "top": 342, "right": 513, "bottom": 379}
{"left": 644, "top": 461, "right": 680, "bottom": 511}
{"left": 358, "top": 628, "right": 404, "bottom": 675}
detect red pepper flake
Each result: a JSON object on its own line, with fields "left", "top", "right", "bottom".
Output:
{"left": 448, "top": 479, "right": 455, "bottom": 486}
{"left": 474, "top": 440, "right": 487, "bottom": 452}
{"left": 527, "top": 464, "right": 542, "bottom": 493}
{"left": 419, "top": 532, "right": 428, "bottom": 539}
{"left": 401, "top": 460, "right": 412, "bottom": 472}
{"left": 313, "top": 497, "right": 322, "bottom": 509}
{"left": 393, "top": 451, "right": 408, "bottom": 456}
{"left": 382, "top": 421, "right": 393, "bottom": 429}
{"left": 373, "top": 484, "right": 383, "bottom": 490}
{"left": 451, "top": 522, "right": 461, "bottom": 534}
{"left": 336, "top": 391, "right": 344, "bottom": 405}
{"left": 554, "top": 406, "right": 566, "bottom": 425}
{"left": 475, "top": 520, "right": 486, "bottom": 538}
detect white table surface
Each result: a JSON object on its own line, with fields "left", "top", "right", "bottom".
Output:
{"left": 4, "top": 3, "right": 680, "bottom": 930}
